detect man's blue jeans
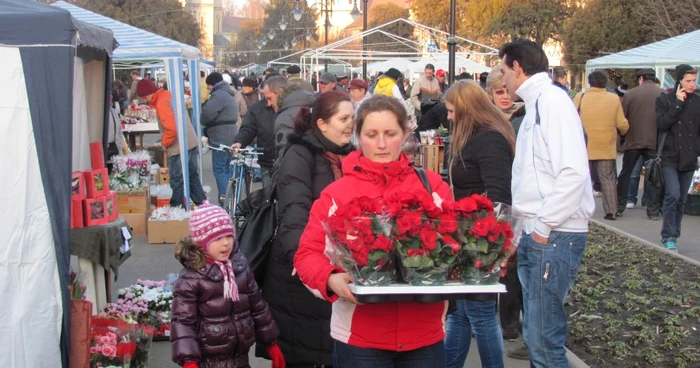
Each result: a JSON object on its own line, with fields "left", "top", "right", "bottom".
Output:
{"left": 661, "top": 167, "right": 694, "bottom": 240}
{"left": 168, "top": 148, "right": 207, "bottom": 208}
{"left": 627, "top": 157, "right": 648, "bottom": 206}
{"left": 518, "top": 231, "right": 588, "bottom": 368}
{"left": 445, "top": 299, "right": 504, "bottom": 368}
{"left": 333, "top": 340, "right": 445, "bottom": 368}
{"left": 211, "top": 149, "right": 232, "bottom": 205}
{"left": 260, "top": 165, "right": 272, "bottom": 187}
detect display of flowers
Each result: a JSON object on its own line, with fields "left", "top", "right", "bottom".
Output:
{"left": 323, "top": 191, "right": 522, "bottom": 287}
{"left": 90, "top": 318, "right": 152, "bottom": 368}
{"left": 110, "top": 151, "right": 151, "bottom": 192}
{"left": 690, "top": 170, "right": 700, "bottom": 195}
{"left": 70, "top": 270, "right": 87, "bottom": 300}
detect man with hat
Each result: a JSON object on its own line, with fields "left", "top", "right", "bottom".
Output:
{"left": 136, "top": 78, "right": 206, "bottom": 208}
{"left": 336, "top": 73, "right": 349, "bottom": 92}
{"left": 654, "top": 64, "right": 700, "bottom": 250}
{"left": 617, "top": 68, "right": 664, "bottom": 219}
{"left": 318, "top": 72, "right": 340, "bottom": 94}
{"left": 241, "top": 77, "right": 262, "bottom": 108}
{"left": 348, "top": 78, "right": 370, "bottom": 112}
{"left": 286, "top": 65, "right": 314, "bottom": 92}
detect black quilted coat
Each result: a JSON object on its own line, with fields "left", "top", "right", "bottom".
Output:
{"left": 171, "top": 249, "right": 279, "bottom": 368}
{"left": 257, "top": 130, "right": 353, "bottom": 365}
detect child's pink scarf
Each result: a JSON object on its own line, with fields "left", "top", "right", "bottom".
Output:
{"left": 207, "top": 258, "right": 240, "bottom": 301}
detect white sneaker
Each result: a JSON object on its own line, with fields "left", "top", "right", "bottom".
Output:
{"left": 594, "top": 191, "right": 602, "bottom": 197}
{"left": 626, "top": 202, "right": 635, "bottom": 209}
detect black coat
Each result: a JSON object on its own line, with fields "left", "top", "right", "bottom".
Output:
{"left": 416, "top": 101, "right": 449, "bottom": 134}
{"left": 234, "top": 99, "right": 279, "bottom": 167}
{"left": 259, "top": 130, "right": 353, "bottom": 365}
{"left": 656, "top": 91, "right": 700, "bottom": 171}
{"left": 171, "top": 249, "right": 279, "bottom": 367}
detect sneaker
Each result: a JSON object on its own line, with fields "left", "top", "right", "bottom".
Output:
{"left": 648, "top": 215, "right": 661, "bottom": 221}
{"left": 508, "top": 345, "right": 529, "bottom": 360}
{"left": 604, "top": 213, "right": 616, "bottom": 220}
{"left": 594, "top": 191, "right": 602, "bottom": 197}
{"left": 663, "top": 239, "right": 677, "bottom": 251}
{"left": 626, "top": 202, "right": 635, "bottom": 209}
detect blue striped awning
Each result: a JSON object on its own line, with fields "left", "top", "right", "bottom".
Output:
{"left": 51, "top": 1, "right": 200, "bottom": 61}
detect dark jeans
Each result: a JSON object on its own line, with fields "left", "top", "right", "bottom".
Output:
{"left": 445, "top": 299, "right": 504, "bottom": 368}
{"left": 499, "top": 260, "right": 522, "bottom": 332}
{"left": 617, "top": 149, "right": 661, "bottom": 216}
{"left": 211, "top": 149, "right": 233, "bottom": 205}
{"left": 333, "top": 340, "right": 445, "bottom": 368}
{"left": 168, "top": 148, "right": 207, "bottom": 208}
{"left": 518, "top": 231, "right": 588, "bottom": 368}
{"left": 661, "top": 167, "right": 694, "bottom": 240}
{"left": 628, "top": 157, "right": 649, "bottom": 206}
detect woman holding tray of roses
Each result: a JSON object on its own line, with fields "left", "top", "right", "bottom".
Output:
{"left": 294, "top": 95, "right": 453, "bottom": 367}
{"left": 260, "top": 91, "right": 356, "bottom": 367}
{"left": 443, "top": 79, "right": 517, "bottom": 368}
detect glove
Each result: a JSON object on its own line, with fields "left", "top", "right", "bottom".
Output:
{"left": 183, "top": 361, "right": 198, "bottom": 368}
{"left": 267, "top": 344, "right": 286, "bottom": 368}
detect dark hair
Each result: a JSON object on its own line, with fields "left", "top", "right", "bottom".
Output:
{"left": 111, "top": 88, "right": 120, "bottom": 108}
{"left": 355, "top": 95, "right": 408, "bottom": 135}
{"left": 205, "top": 72, "right": 223, "bottom": 86}
{"left": 174, "top": 236, "right": 207, "bottom": 269}
{"left": 652, "top": 77, "right": 660, "bottom": 84}
{"left": 293, "top": 91, "right": 351, "bottom": 135}
{"left": 552, "top": 66, "right": 567, "bottom": 80}
{"left": 479, "top": 72, "right": 489, "bottom": 84}
{"left": 588, "top": 70, "right": 608, "bottom": 88}
{"left": 425, "top": 63, "right": 435, "bottom": 71}
{"left": 499, "top": 39, "right": 549, "bottom": 76}
{"left": 640, "top": 74, "right": 655, "bottom": 82}
{"left": 200, "top": 70, "right": 205, "bottom": 78}
{"left": 131, "top": 70, "right": 140, "bottom": 76}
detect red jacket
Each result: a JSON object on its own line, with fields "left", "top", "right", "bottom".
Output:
{"left": 294, "top": 150, "right": 452, "bottom": 352}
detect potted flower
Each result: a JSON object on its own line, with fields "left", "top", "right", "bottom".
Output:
{"left": 70, "top": 271, "right": 91, "bottom": 368}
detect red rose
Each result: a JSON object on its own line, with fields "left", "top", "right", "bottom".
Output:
{"left": 441, "top": 199, "right": 455, "bottom": 212}
{"left": 437, "top": 213, "right": 458, "bottom": 234}
{"left": 357, "top": 196, "right": 378, "bottom": 213}
{"left": 456, "top": 197, "right": 478, "bottom": 213}
{"left": 504, "top": 239, "right": 513, "bottom": 252}
{"left": 442, "top": 234, "right": 461, "bottom": 254}
{"left": 373, "top": 234, "right": 393, "bottom": 252}
{"left": 474, "top": 259, "right": 483, "bottom": 269}
{"left": 397, "top": 211, "right": 423, "bottom": 235}
{"left": 419, "top": 226, "right": 438, "bottom": 250}
{"left": 471, "top": 194, "right": 494, "bottom": 213}
{"left": 470, "top": 218, "right": 491, "bottom": 237}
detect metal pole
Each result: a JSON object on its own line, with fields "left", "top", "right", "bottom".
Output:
{"left": 324, "top": 0, "right": 329, "bottom": 72}
{"left": 447, "top": 0, "right": 456, "bottom": 85}
{"left": 362, "top": 0, "right": 368, "bottom": 81}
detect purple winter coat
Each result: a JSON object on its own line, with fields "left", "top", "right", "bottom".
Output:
{"left": 171, "top": 249, "right": 279, "bottom": 367}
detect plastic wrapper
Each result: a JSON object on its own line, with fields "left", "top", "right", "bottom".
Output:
{"left": 148, "top": 206, "right": 190, "bottom": 221}
{"left": 90, "top": 318, "right": 153, "bottom": 368}
{"left": 149, "top": 185, "right": 173, "bottom": 199}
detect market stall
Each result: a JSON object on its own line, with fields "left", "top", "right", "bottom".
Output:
{"left": 53, "top": 1, "right": 204, "bottom": 209}
{"left": 0, "top": 1, "right": 116, "bottom": 366}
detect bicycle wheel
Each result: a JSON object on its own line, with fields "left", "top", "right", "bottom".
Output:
{"left": 223, "top": 179, "right": 237, "bottom": 218}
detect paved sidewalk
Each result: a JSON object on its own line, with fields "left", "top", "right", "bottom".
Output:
{"left": 591, "top": 197, "right": 700, "bottom": 262}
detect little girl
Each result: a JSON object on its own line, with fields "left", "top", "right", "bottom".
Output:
{"left": 171, "top": 202, "right": 286, "bottom": 368}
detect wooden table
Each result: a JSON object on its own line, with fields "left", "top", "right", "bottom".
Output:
{"left": 122, "top": 122, "right": 160, "bottom": 150}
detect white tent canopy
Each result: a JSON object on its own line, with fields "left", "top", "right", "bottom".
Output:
{"left": 586, "top": 28, "right": 700, "bottom": 86}
{"left": 367, "top": 58, "right": 415, "bottom": 74}
{"left": 407, "top": 54, "right": 490, "bottom": 74}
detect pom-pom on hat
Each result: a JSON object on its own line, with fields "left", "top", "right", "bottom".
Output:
{"left": 189, "top": 201, "right": 235, "bottom": 249}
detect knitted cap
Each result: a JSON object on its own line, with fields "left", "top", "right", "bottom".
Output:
{"left": 136, "top": 79, "right": 158, "bottom": 98}
{"left": 189, "top": 202, "right": 235, "bottom": 249}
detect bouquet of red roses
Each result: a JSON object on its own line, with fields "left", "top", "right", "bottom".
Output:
{"left": 448, "top": 195, "right": 522, "bottom": 284}
{"left": 324, "top": 197, "right": 395, "bottom": 286}
{"left": 387, "top": 191, "right": 461, "bottom": 285}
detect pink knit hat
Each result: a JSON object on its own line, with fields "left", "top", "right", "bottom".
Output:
{"left": 189, "top": 201, "right": 235, "bottom": 249}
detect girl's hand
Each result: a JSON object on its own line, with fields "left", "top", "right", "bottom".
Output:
{"left": 327, "top": 273, "right": 358, "bottom": 304}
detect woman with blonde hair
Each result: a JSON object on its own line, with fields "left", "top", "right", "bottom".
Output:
{"left": 486, "top": 64, "right": 525, "bottom": 133}
{"left": 444, "top": 80, "right": 516, "bottom": 368}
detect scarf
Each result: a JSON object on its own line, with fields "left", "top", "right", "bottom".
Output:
{"left": 214, "top": 259, "right": 240, "bottom": 301}
{"left": 322, "top": 152, "right": 346, "bottom": 180}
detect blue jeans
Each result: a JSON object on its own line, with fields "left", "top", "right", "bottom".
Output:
{"left": 445, "top": 299, "right": 504, "bottom": 368}
{"left": 168, "top": 148, "right": 207, "bottom": 208}
{"left": 627, "top": 157, "right": 647, "bottom": 205}
{"left": 518, "top": 231, "right": 588, "bottom": 368}
{"left": 333, "top": 340, "right": 445, "bottom": 368}
{"left": 211, "top": 149, "right": 232, "bottom": 205}
{"left": 260, "top": 165, "right": 272, "bottom": 187}
{"left": 661, "top": 167, "right": 694, "bottom": 240}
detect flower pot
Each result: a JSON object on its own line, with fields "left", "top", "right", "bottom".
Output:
{"left": 350, "top": 260, "right": 395, "bottom": 286}
{"left": 462, "top": 267, "right": 501, "bottom": 285}
{"left": 399, "top": 264, "right": 449, "bottom": 286}
{"left": 70, "top": 300, "right": 92, "bottom": 368}
{"left": 684, "top": 194, "right": 700, "bottom": 216}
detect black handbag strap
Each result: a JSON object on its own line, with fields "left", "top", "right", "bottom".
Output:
{"left": 414, "top": 167, "right": 432, "bottom": 193}
{"left": 655, "top": 131, "right": 668, "bottom": 159}
{"left": 576, "top": 92, "right": 586, "bottom": 115}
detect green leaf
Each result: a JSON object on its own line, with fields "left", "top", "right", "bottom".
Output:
{"left": 402, "top": 255, "right": 434, "bottom": 268}
{"left": 476, "top": 238, "right": 489, "bottom": 253}
{"left": 368, "top": 250, "right": 387, "bottom": 263}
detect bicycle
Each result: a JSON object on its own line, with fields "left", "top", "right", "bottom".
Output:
{"left": 208, "top": 142, "right": 263, "bottom": 228}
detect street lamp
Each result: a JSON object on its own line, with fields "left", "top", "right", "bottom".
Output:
{"left": 279, "top": 16, "right": 288, "bottom": 31}
{"left": 291, "top": 2, "right": 304, "bottom": 22}
{"left": 292, "top": 0, "right": 333, "bottom": 72}
{"left": 305, "top": 28, "right": 312, "bottom": 41}
{"left": 350, "top": 1, "right": 361, "bottom": 22}
{"left": 291, "top": 37, "right": 298, "bottom": 47}
{"left": 267, "top": 29, "right": 276, "bottom": 40}
{"left": 362, "top": 0, "right": 368, "bottom": 80}
{"left": 284, "top": 41, "right": 290, "bottom": 51}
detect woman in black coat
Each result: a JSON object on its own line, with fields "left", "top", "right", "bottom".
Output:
{"left": 443, "top": 80, "right": 516, "bottom": 368}
{"left": 259, "top": 91, "right": 355, "bottom": 366}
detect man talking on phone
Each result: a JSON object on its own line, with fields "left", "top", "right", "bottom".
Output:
{"left": 655, "top": 64, "right": 700, "bottom": 251}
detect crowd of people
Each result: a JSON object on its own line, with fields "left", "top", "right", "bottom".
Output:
{"left": 108, "top": 38, "right": 700, "bottom": 368}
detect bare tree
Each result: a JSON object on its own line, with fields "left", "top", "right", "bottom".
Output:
{"left": 637, "top": 0, "right": 700, "bottom": 38}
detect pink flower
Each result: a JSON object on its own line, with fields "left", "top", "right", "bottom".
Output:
{"left": 99, "top": 335, "right": 111, "bottom": 345}
{"left": 90, "top": 346, "right": 99, "bottom": 354}
{"left": 101, "top": 345, "right": 116, "bottom": 359}
{"left": 125, "top": 292, "right": 134, "bottom": 299}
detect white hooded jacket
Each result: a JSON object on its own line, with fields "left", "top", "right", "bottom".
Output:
{"left": 512, "top": 72, "right": 595, "bottom": 238}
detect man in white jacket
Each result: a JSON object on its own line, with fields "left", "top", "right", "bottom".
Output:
{"left": 499, "top": 39, "right": 595, "bottom": 368}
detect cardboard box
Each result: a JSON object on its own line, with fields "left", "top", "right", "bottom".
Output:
{"left": 90, "top": 141, "right": 105, "bottom": 170}
{"left": 421, "top": 145, "right": 444, "bottom": 173}
{"left": 71, "top": 198, "right": 84, "bottom": 229}
{"left": 117, "top": 189, "right": 149, "bottom": 213}
{"left": 121, "top": 212, "right": 147, "bottom": 236}
{"left": 148, "top": 218, "right": 190, "bottom": 244}
{"left": 83, "top": 168, "right": 109, "bottom": 199}
{"left": 157, "top": 168, "right": 170, "bottom": 185}
{"left": 83, "top": 197, "right": 107, "bottom": 227}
